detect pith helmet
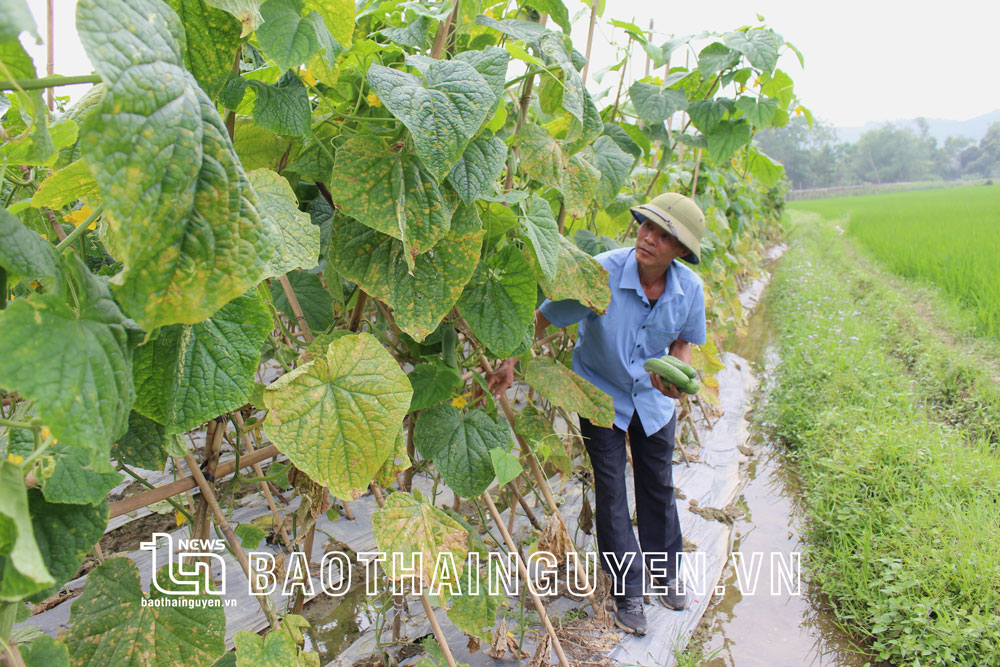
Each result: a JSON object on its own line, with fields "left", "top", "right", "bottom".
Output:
{"left": 630, "top": 192, "right": 706, "bottom": 264}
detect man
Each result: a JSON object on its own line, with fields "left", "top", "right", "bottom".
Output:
{"left": 487, "top": 192, "right": 707, "bottom": 635}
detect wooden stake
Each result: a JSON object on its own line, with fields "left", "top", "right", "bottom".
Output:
{"left": 46, "top": 0, "right": 53, "bottom": 112}
{"left": 278, "top": 274, "right": 314, "bottom": 343}
{"left": 231, "top": 412, "right": 293, "bottom": 549}
{"left": 691, "top": 148, "right": 703, "bottom": 197}
{"left": 580, "top": 0, "right": 599, "bottom": 84}
{"left": 482, "top": 491, "right": 570, "bottom": 667}
{"left": 644, "top": 19, "right": 653, "bottom": 78}
{"left": 430, "top": 1, "right": 460, "bottom": 59}
{"left": 420, "top": 592, "right": 458, "bottom": 667}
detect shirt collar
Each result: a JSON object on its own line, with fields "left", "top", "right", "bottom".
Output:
{"left": 620, "top": 249, "right": 685, "bottom": 303}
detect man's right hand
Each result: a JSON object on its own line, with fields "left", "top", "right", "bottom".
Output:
{"left": 486, "top": 358, "right": 516, "bottom": 400}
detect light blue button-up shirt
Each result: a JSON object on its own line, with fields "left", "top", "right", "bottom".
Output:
{"left": 538, "top": 247, "right": 706, "bottom": 436}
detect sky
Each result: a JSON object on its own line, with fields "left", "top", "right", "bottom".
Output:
{"left": 18, "top": 0, "right": 1000, "bottom": 128}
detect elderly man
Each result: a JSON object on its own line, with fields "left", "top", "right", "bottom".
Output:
{"left": 488, "top": 192, "right": 707, "bottom": 635}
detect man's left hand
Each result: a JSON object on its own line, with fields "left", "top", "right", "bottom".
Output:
{"left": 649, "top": 371, "right": 682, "bottom": 399}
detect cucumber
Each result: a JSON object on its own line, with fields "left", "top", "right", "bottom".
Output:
{"left": 441, "top": 326, "right": 458, "bottom": 369}
{"left": 643, "top": 358, "right": 690, "bottom": 389}
{"left": 661, "top": 355, "right": 697, "bottom": 380}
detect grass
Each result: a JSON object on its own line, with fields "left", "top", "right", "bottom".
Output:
{"left": 789, "top": 184, "right": 1000, "bottom": 340}
{"left": 758, "top": 211, "right": 1000, "bottom": 664}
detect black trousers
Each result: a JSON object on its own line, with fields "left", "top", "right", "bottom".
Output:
{"left": 580, "top": 411, "right": 682, "bottom": 598}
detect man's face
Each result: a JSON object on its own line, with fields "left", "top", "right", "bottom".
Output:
{"left": 635, "top": 218, "right": 687, "bottom": 271}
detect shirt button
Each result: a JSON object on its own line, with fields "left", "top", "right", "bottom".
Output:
{"left": 633, "top": 392, "right": 637, "bottom": 397}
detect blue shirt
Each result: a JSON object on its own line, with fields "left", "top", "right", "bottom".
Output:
{"left": 538, "top": 247, "right": 706, "bottom": 436}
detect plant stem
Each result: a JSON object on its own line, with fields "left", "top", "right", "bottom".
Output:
{"left": 0, "top": 267, "right": 5, "bottom": 310}
{"left": 277, "top": 274, "right": 314, "bottom": 342}
{"left": 0, "top": 74, "right": 101, "bottom": 91}
{"left": 56, "top": 205, "right": 102, "bottom": 253}
{"left": 119, "top": 463, "right": 195, "bottom": 525}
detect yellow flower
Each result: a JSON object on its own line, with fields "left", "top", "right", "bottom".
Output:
{"left": 366, "top": 92, "right": 382, "bottom": 108}
{"left": 450, "top": 395, "right": 467, "bottom": 409}
{"left": 7, "top": 453, "right": 24, "bottom": 465}
{"left": 794, "top": 105, "right": 805, "bottom": 116}
{"left": 66, "top": 205, "right": 96, "bottom": 229}
{"left": 176, "top": 509, "right": 187, "bottom": 526}
{"left": 40, "top": 426, "right": 52, "bottom": 441}
{"left": 301, "top": 67, "right": 317, "bottom": 87}
{"left": 485, "top": 8, "right": 495, "bottom": 18}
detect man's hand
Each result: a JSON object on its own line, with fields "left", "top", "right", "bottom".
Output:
{"left": 486, "top": 358, "right": 516, "bottom": 400}
{"left": 649, "top": 371, "right": 682, "bottom": 399}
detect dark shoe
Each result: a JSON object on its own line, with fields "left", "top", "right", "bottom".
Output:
{"left": 656, "top": 578, "right": 690, "bottom": 610}
{"left": 614, "top": 596, "right": 647, "bottom": 635}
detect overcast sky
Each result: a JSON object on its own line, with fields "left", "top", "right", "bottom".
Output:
{"left": 20, "top": 0, "right": 1000, "bottom": 127}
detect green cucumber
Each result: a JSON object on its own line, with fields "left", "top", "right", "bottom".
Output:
{"left": 661, "top": 355, "right": 697, "bottom": 380}
{"left": 643, "top": 358, "right": 690, "bottom": 389}
{"left": 441, "top": 326, "right": 458, "bottom": 369}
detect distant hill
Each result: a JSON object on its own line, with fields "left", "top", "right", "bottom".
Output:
{"left": 835, "top": 109, "right": 1000, "bottom": 144}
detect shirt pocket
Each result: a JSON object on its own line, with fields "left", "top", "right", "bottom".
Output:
{"left": 643, "top": 327, "right": 680, "bottom": 356}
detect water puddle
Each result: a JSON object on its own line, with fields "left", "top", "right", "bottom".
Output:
{"left": 697, "top": 290, "right": 877, "bottom": 666}
{"left": 301, "top": 583, "right": 373, "bottom": 663}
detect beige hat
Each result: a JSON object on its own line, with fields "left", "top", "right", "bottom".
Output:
{"left": 630, "top": 192, "right": 706, "bottom": 264}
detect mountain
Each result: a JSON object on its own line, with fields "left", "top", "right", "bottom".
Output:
{"left": 835, "top": 109, "right": 1000, "bottom": 144}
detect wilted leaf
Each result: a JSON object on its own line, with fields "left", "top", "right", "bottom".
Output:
{"left": 31, "top": 159, "right": 100, "bottom": 210}
{"left": 248, "top": 169, "right": 320, "bottom": 278}
{"left": 525, "top": 356, "right": 614, "bottom": 427}
{"left": 519, "top": 193, "right": 560, "bottom": 282}
{"left": 532, "top": 235, "right": 610, "bottom": 314}
{"left": 372, "top": 492, "right": 468, "bottom": 584}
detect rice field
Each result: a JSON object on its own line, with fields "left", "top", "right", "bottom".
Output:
{"left": 789, "top": 184, "right": 1000, "bottom": 339}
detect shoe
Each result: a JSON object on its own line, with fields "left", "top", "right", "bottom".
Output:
{"left": 614, "top": 596, "right": 647, "bottom": 635}
{"left": 656, "top": 578, "right": 690, "bottom": 610}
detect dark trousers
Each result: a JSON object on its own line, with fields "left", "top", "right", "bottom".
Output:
{"left": 580, "top": 411, "right": 682, "bottom": 598}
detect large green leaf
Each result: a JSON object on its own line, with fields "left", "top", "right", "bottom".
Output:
{"left": 525, "top": 356, "right": 614, "bottom": 427}
{"left": 0, "top": 0, "right": 37, "bottom": 41}
{"left": 0, "top": 462, "right": 55, "bottom": 601}
{"left": 30, "top": 159, "right": 100, "bottom": 210}
{"left": 586, "top": 136, "right": 633, "bottom": 208}
{"left": 20, "top": 635, "right": 69, "bottom": 667}
{"left": 0, "top": 206, "right": 63, "bottom": 294}
{"left": 514, "top": 124, "right": 562, "bottom": 187}
{"left": 514, "top": 404, "right": 571, "bottom": 475}
{"left": 559, "top": 153, "right": 600, "bottom": 218}
{"left": 328, "top": 206, "right": 484, "bottom": 341}
{"left": 531, "top": 235, "right": 610, "bottom": 314}
{"left": 446, "top": 564, "right": 502, "bottom": 640}
{"left": 446, "top": 133, "right": 507, "bottom": 204}
{"left": 723, "top": 28, "right": 779, "bottom": 73}
{"left": 248, "top": 168, "right": 320, "bottom": 278}
{"left": 165, "top": 0, "right": 241, "bottom": 98}
{"left": 407, "top": 361, "right": 463, "bottom": 413}
{"left": 601, "top": 123, "right": 642, "bottom": 159}
{"left": 0, "top": 256, "right": 132, "bottom": 453}
{"left": 697, "top": 41, "right": 739, "bottom": 75}
{"left": 256, "top": 0, "right": 343, "bottom": 72}
{"left": 367, "top": 61, "right": 496, "bottom": 180}
{"left": 519, "top": 193, "right": 561, "bottom": 282}
{"left": 112, "top": 410, "right": 168, "bottom": 471}
{"left": 304, "top": 0, "right": 352, "bottom": 47}
{"left": 706, "top": 118, "right": 751, "bottom": 162}
{"left": 746, "top": 146, "right": 785, "bottom": 187}
{"left": 64, "top": 558, "right": 226, "bottom": 667}
{"left": 263, "top": 334, "right": 412, "bottom": 500}
{"left": 133, "top": 290, "right": 271, "bottom": 434}
{"left": 413, "top": 404, "right": 510, "bottom": 498}
{"left": 233, "top": 119, "right": 292, "bottom": 170}
{"left": 735, "top": 95, "right": 779, "bottom": 129}
{"left": 452, "top": 47, "right": 510, "bottom": 105}
{"left": 247, "top": 74, "right": 313, "bottom": 137}
{"left": 372, "top": 492, "right": 468, "bottom": 584}
{"left": 329, "top": 135, "right": 452, "bottom": 263}
{"left": 27, "top": 490, "right": 108, "bottom": 602}
{"left": 457, "top": 245, "right": 535, "bottom": 358}
{"left": 686, "top": 99, "right": 728, "bottom": 133}
{"left": 77, "top": 0, "right": 275, "bottom": 330}
{"left": 40, "top": 444, "right": 121, "bottom": 505}
{"left": 628, "top": 81, "right": 687, "bottom": 125}
{"left": 380, "top": 15, "right": 432, "bottom": 50}
{"left": 204, "top": 0, "right": 263, "bottom": 35}
{"left": 269, "top": 269, "right": 334, "bottom": 333}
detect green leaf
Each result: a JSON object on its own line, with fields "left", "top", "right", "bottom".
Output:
{"left": 371, "top": 492, "right": 468, "bottom": 584}
{"left": 525, "top": 356, "right": 614, "bottom": 427}
{"left": 760, "top": 69, "right": 794, "bottom": 107}
{"left": 165, "top": 0, "right": 242, "bottom": 98}
{"left": 0, "top": 462, "right": 56, "bottom": 600}
{"left": 586, "top": 136, "right": 633, "bottom": 209}
{"left": 746, "top": 147, "right": 785, "bottom": 187}
{"left": 234, "top": 523, "right": 267, "bottom": 549}
{"left": 0, "top": 0, "right": 38, "bottom": 41}
{"left": 269, "top": 269, "right": 334, "bottom": 333}
{"left": 0, "top": 206, "right": 63, "bottom": 294}
{"left": 531, "top": 235, "right": 610, "bottom": 314}
{"left": 234, "top": 628, "right": 306, "bottom": 666}
{"left": 446, "top": 133, "right": 507, "bottom": 204}
{"left": 474, "top": 15, "right": 548, "bottom": 43}
{"left": 112, "top": 410, "right": 168, "bottom": 471}
{"left": 257, "top": 0, "right": 343, "bottom": 72}
{"left": 233, "top": 119, "right": 293, "bottom": 171}
{"left": 407, "top": 361, "right": 463, "bottom": 413}
{"left": 0, "top": 116, "right": 77, "bottom": 167}
{"left": 263, "top": 334, "right": 412, "bottom": 500}
{"left": 41, "top": 444, "right": 121, "bottom": 505}
{"left": 628, "top": 81, "right": 687, "bottom": 125}
{"left": 706, "top": 118, "right": 751, "bottom": 163}
{"left": 380, "top": 15, "right": 432, "bottom": 49}
{"left": 329, "top": 135, "right": 453, "bottom": 262}
{"left": 489, "top": 448, "right": 522, "bottom": 487}
{"left": 559, "top": 153, "right": 600, "bottom": 218}
{"left": 304, "top": 0, "right": 353, "bottom": 48}
{"left": 286, "top": 141, "right": 333, "bottom": 182}
{"left": 133, "top": 290, "right": 271, "bottom": 434}
{"left": 445, "top": 564, "right": 502, "bottom": 639}
{"left": 328, "top": 205, "right": 484, "bottom": 341}
{"left": 457, "top": 245, "right": 535, "bottom": 359}
{"left": 519, "top": 193, "right": 560, "bottom": 282}
{"left": 515, "top": 124, "right": 562, "bottom": 187}
{"left": 514, "top": 404, "right": 571, "bottom": 475}
{"left": 64, "top": 558, "right": 226, "bottom": 667}
{"left": 0, "top": 256, "right": 132, "bottom": 452}
{"left": 697, "top": 41, "right": 739, "bottom": 75}
{"left": 248, "top": 169, "right": 320, "bottom": 279}
{"left": 27, "top": 490, "right": 108, "bottom": 602}
{"left": 30, "top": 159, "right": 100, "bottom": 210}
{"left": 367, "top": 61, "right": 496, "bottom": 180}
{"left": 735, "top": 95, "right": 779, "bottom": 128}
{"left": 452, "top": 47, "right": 510, "bottom": 105}
{"left": 601, "top": 124, "right": 642, "bottom": 159}
{"left": 205, "top": 0, "right": 263, "bottom": 35}
{"left": 247, "top": 73, "right": 313, "bottom": 137}
{"left": 523, "top": 0, "right": 570, "bottom": 33}
{"left": 77, "top": 0, "right": 275, "bottom": 330}
{"left": 723, "top": 29, "right": 779, "bottom": 73}
{"left": 19, "top": 635, "right": 70, "bottom": 667}
{"left": 687, "top": 99, "right": 728, "bottom": 134}
{"left": 414, "top": 404, "right": 509, "bottom": 498}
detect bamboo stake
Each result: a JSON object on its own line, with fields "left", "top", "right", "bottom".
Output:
{"left": 348, "top": 291, "right": 368, "bottom": 333}
{"left": 231, "top": 412, "right": 293, "bottom": 549}
{"left": 403, "top": 416, "right": 416, "bottom": 491}
{"left": 691, "top": 148, "right": 703, "bottom": 196}
{"left": 183, "top": 454, "right": 280, "bottom": 629}
{"left": 419, "top": 592, "right": 458, "bottom": 667}
{"left": 430, "top": 0, "right": 460, "bottom": 60}
{"left": 482, "top": 491, "right": 570, "bottom": 667}
{"left": 45, "top": 0, "right": 53, "bottom": 110}
{"left": 277, "top": 274, "right": 314, "bottom": 343}
{"left": 580, "top": 0, "right": 599, "bottom": 84}
{"left": 644, "top": 19, "right": 653, "bottom": 78}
